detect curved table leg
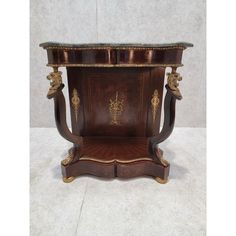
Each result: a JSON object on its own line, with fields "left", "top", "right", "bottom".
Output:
{"left": 46, "top": 67, "right": 83, "bottom": 176}
{"left": 148, "top": 67, "right": 183, "bottom": 182}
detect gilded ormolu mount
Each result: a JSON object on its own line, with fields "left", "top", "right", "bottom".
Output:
{"left": 71, "top": 88, "right": 80, "bottom": 122}
{"left": 109, "top": 91, "right": 124, "bottom": 125}
{"left": 151, "top": 89, "right": 160, "bottom": 126}
{"left": 46, "top": 67, "right": 62, "bottom": 97}
{"left": 167, "top": 71, "right": 183, "bottom": 98}
{"left": 61, "top": 148, "right": 74, "bottom": 166}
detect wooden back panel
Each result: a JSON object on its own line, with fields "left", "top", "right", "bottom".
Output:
{"left": 67, "top": 67, "right": 165, "bottom": 137}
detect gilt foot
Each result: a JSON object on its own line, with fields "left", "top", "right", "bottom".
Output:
{"left": 62, "top": 176, "right": 75, "bottom": 183}
{"left": 155, "top": 177, "right": 168, "bottom": 184}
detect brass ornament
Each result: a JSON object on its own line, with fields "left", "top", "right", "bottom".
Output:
{"left": 44, "top": 46, "right": 186, "bottom": 51}
{"left": 47, "top": 63, "right": 183, "bottom": 68}
{"left": 71, "top": 88, "right": 80, "bottom": 122}
{"left": 80, "top": 156, "right": 153, "bottom": 164}
{"left": 159, "top": 156, "right": 169, "bottom": 167}
{"left": 46, "top": 68, "right": 62, "bottom": 97}
{"left": 61, "top": 149, "right": 74, "bottom": 166}
{"left": 63, "top": 176, "right": 75, "bottom": 183}
{"left": 109, "top": 91, "right": 124, "bottom": 125}
{"left": 167, "top": 71, "right": 182, "bottom": 98}
{"left": 155, "top": 148, "right": 169, "bottom": 167}
{"left": 151, "top": 89, "right": 160, "bottom": 125}
{"left": 155, "top": 177, "right": 168, "bottom": 184}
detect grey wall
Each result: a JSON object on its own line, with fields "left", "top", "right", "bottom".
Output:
{"left": 30, "top": 0, "right": 206, "bottom": 127}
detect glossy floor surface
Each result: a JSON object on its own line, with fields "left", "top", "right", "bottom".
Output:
{"left": 30, "top": 128, "right": 206, "bottom": 236}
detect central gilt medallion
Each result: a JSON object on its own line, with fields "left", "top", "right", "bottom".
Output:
{"left": 109, "top": 91, "right": 124, "bottom": 125}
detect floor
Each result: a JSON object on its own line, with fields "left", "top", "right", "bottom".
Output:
{"left": 30, "top": 128, "right": 206, "bottom": 236}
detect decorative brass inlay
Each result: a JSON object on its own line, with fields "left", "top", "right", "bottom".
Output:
{"left": 109, "top": 91, "right": 124, "bottom": 125}
{"left": 151, "top": 90, "right": 160, "bottom": 125}
{"left": 47, "top": 63, "right": 183, "bottom": 68}
{"left": 45, "top": 46, "right": 186, "bottom": 51}
{"left": 167, "top": 71, "right": 183, "bottom": 98}
{"left": 71, "top": 88, "right": 80, "bottom": 122}
{"left": 80, "top": 156, "right": 153, "bottom": 164}
{"left": 61, "top": 149, "right": 74, "bottom": 166}
{"left": 46, "top": 67, "right": 62, "bottom": 97}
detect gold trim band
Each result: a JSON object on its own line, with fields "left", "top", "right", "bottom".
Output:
{"left": 79, "top": 156, "right": 153, "bottom": 164}
{"left": 47, "top": 63, "right": 183, "bottom": 68}
{"left": 45, "top": 46, "right": 186, "bottom": 51}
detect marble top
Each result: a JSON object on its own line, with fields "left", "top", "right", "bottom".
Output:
{"left": 40, "top": 42, "right": 193, "bottom": 49}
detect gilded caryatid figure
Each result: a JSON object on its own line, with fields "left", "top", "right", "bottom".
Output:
{"left": 46, "top": 67, "right": 62, "bottom": 98}
{"left": 167, "top": 69, "right": 183, "bottom": 99}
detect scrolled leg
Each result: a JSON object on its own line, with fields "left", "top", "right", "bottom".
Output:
{"left": 148, "top": 67, "right": 184, "bottom": 183}
{"left": 45, "top": 67, "right": 82, "bottom": 145}
{"left": 45, "top": 67, "right": 83, "bottom": 182}
{"left": 149, "top": 66, "right": 183, "bottom": 154}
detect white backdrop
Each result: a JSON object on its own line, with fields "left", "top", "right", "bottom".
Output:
{"left": 30, "top": 0, "right": 206, "bottom": 127}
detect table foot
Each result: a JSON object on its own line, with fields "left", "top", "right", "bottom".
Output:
{"left": 62, "top": 176, "right": 75, "bottom": 183}
{"left": 155, "top": 177, "right": 168, "bottom": 184}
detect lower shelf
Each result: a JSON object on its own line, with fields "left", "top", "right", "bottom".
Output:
{"left": 61, "top": 137, "right": 170, "bottom": 183}
{"left": 81, "top": 137, "right": 151, "bottom": 163}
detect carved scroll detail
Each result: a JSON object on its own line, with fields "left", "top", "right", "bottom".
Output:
{"left": 46, "top": 68, "right": 62, "bottom": 97}
{"left": 109, "top": 91, "right": 124, "bottom": 125}
{"left": 71, "top": 88, "right": 80, "bottom": 122}
{"left": 167, "top": 71, "right": 182, "bottom": 98}
{"left": 151, "top": 89, "right": 160, "bottom": 125}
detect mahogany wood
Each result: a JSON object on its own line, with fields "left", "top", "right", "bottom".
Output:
{"left": 40, "top": 42, "right": 193, "bottom": 183}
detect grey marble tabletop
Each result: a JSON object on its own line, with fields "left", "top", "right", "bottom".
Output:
{"left": 39, "top": 42, "right": 194, "bottom": 49}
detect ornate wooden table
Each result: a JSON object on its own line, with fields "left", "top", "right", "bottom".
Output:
{"left": 40, "top": 42, "right": 193, "bottom": 183}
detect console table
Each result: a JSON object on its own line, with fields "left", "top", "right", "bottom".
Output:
{"left": 40, "top": 42, "right": 193, "bottom": 183}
